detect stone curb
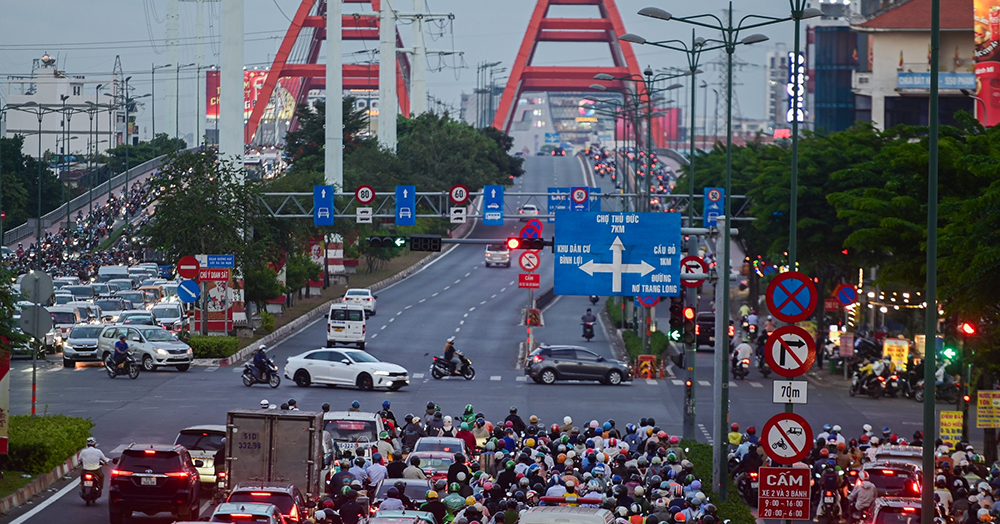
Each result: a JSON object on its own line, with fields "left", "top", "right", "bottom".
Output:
{"left": 192, "top": 217, "right": 477, "bottom": 367}
{"left": 0, "top": 449, "right": 82, "bottom": 515}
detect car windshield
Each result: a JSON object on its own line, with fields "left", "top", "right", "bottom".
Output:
{"left": 227, "top": 492, "right": 294, "bottom": 514}
{"left": 348, "top": 352, "right": 379, "bottom": 363}
{"left": 69, "top": 326, "right": 103, "bottom": 338}
{"left": 176, "top": 431, "right": 225, "bottom": 451}
{"left": 50, "top": 312, "right": 76, "bottom": 324}
{"left": 139, "top": 329, "right": 178, "bottom": 342}
{"left": 868, "top": 469, "right": 915, "bottom": 494}
{"left": 417, "top": 456, "right": 453, "bottom": 469}
{"left": 487, "top": 244, "right": 507, "bottom": 251}
{"left": 876, "top": 508, "right": 921, "bottom": 524}
{"left": 152, "top": 307, "right": 180, "bottom": 320}
{"left": 117, "top": 292, "right": 143, "bottom": 302}
{"left": 119, "top": 451, "right": 180, "bottom": 473}
{"left": 331, "top": 309, "right": 363, "bottom": 321}
{"left": 96, "top": 300, "right": 124, "bottom": 311}
{"left": 323, "top": 419, "right": 377, "bottom": 441}
{"left": 346, "top": 290, "right": 369, "bottom": 297}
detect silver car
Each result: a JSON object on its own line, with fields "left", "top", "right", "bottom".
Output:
{"left": 62, "top": 325, "right": 105, "bottom": 367}
{"left": 98, "top": 325, "right": 193, "bottom": 372}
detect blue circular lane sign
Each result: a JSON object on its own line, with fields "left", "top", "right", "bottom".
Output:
{"left": 178, "top": 279, "right": 201, "bottom": 303}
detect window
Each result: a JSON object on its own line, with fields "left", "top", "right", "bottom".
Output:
{"left": 72, "top": 84, "right": 82, "bottom": 96}
{"left": 549, "top": 349, "right": 576, "bottom": 359}
{"left": 304, "top": 351, "right": 327, "bottom": 360}
{"left": 574, "top": 349, "right": 600, "bottom": 361}
{"left": 326, "top": 351, "right": 348, "bottom": 363}
{"left": 331, "top": 309, "right": 363, "bottom": 321}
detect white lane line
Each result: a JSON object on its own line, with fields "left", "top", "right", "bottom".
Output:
{"left": 389, "top": 318, "right": 395, "bottom": 323}
{"left": 469, "top": 307, "right": 475, "bottom": 311}
{"left": 698, "top": 380, "right": 710, "bottom": 386}
{"left": 750, "top": 382, "right": 764, "bottom": 388}
{"left": 454, "top": 279, "right": 461, "bottom": 284}
{"left": 459, "top": 320, "right": 465, "bottom": 325}
{"left": 491, "top": 294, "right": 497, "bottom": 299}
{"left": 443, "top": 286, "right": 450, "bottom": 291}
{"left": 515, "top": 376, "right": 528, "bottom": 382}
{"left": 9, "top": 476, "right": 80, "bottom": 524}
{"left": 509, "top": 280, "right": 515, "bottom": 285}
{"left": 405, "top": 305, "right": 412, "bottom": 310}
{"left": 205, "top": 367, "right": 218, "bottom": 372}
{"left": 729, "top": 381, "right": 738, "bottom": 387}
{"left": 419, "top": 298, "right": 426, "bottom": 303}
{"left": 500, "top": 288, "right": 506, "bottom": 292}
{"left": 380, "top": 325, "right": 387, "bottom": 330}
{"left": 491, "top": 376, "right": 502, "bottom": 381}
{"left": 463, "top": 313, "right": 469, "bottom": 318}
{"left": 480, "top": 300, "right": 487, "bottom": 305}
{"left": 396, "top": 311, "right": 403, "bottom": 316}
{"left": 646, "top": 379, "right": 658, "bottom": 385}
{"left": 371, "top": 333, "right": 378, "bottom": 338}
{"left": 413, "top": 373, "right": 424, "bottom": 379}
{"left": 233, "top": 367, "right": 244, "bottom": 373}
{"left": 465, "top": 272, "right": 471, "bottom": 277}
{"left": 454, "top": 327, "right": 461, "bottom": 332}
{"left": 431, "top": 293, "right": 439, "bottom": 297}
{"left": 672, "top": 379, "right": 685, "bottom": 386}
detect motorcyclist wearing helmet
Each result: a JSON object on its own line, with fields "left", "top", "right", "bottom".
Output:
{"left": 582, "top": 308, "right": 597, "bottom": 323}
{"left": 443, "top": 337, "right": 464, "bottom": 372}
{"left": 253, "top": 344, "right": 271, "bottom": 379}
{"left": 461, "top": 404, "right": 476, "bottom": 425}
{"left": 728, "top": 423, "right": 742, "bottom": 453}
{"left": 732, "top": 444, "right": 763, "bottom": 490}
{"left": 381, "top": 400, "right": 398, "bottom": 428}
{"left": 763, "top": 316, "right": 777, "bottom": 332}
{"left": 505, "top": 407, "right": 526, "bottom": 436}
{"left": 847, "top": 470, "right": 878, "bottom": 523}
{"left": 80, "top": 437, "right": 110, "bottom": 494}
{"left": 814, "top": 462, "right": 843, "bottom": 522}
{"left": 732, "top": 337, "right": 753, "bottom": 372}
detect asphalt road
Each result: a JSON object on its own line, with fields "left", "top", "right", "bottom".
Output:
{"left": 1, "top": 155, "right": 930, "bottom": 524}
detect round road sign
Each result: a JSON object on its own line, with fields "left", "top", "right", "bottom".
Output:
{"left": 764, "top": 325, "right": 817, "bottom": 378}
{"left": 355, "top": 185, "right": 376, "bottom": 205}
{"left": 20, "top": 271, "right": 54, "bottom": 304}
{"left": 636, "top": 296, "right": 660, "bottom": 308}
{"left": 519, "top": 251, "right": 540, "bottom": 272}
{"left": 707, "top": 188, "right": 722, "bottom": 203}
{"left": 835, "top": 284, "right": 858, "bottom": 306}
{"left": 761, "top": 412, "right": 814, "bottom": 465}
{"left": 571, "top": 187, "right": 589, "bottom": 204}
{"left": 680, "top": 255, "right": 708, "bottom": 289}
{"left": 1, "top": 211, "right": 5, "bottom": 220}
{"left": 177, "top": 256, "right": 201, "bottom": 280}
{"left": 520, "top": 224, "right": 541, "bottom": 239}
{"left": 765, "top": 271, "right": 818, "bottom": 323}
{"left": 177, "top": 279, "right": 201, "bottom": 303}
{"left": 526, "top": 219, "right": 543, "bottom": 232}
{"left": 449, "top": 184, "right": 470, "bottom": 205}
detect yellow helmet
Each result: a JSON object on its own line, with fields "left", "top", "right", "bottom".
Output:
{"left": 427, "top": 490, "right": 439, "bottom": 500}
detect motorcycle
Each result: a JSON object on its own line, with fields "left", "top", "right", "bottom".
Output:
{"left": 820, "top": 489, "right": 840, "bottom": 521}
{"left": 80, "top": 469, "right": 103, "bottom": 505}
{"left": 732, "top": 358, "right": 750, "bottom": 380}
{"left": 849, "top": 371, "right": 884, "bottom": 399}
{"left": 884, "top": 373, "right": 904, "bottom": 398}
{"left": 583, "top": 322, "right": 595, "bottom": 341}
{"left": 243, "top": 359, "right": 281, "bottom": 388}
{"left": 737, "top": 470, "right": 759, "bottom": 507}
{"left": 758, "top": 356, "right": 771, "bottom": 378}
{"left": 431, "top": 354, "right": 475, "bottom": 380}
{"left": 104, "top": 351, "right": 140, "bottom": 379}
{"left": 914, "top": 378, "right": 960, "bottom": 404}
{"left": 588, "top": 295, "right": 600, "bottom": 306}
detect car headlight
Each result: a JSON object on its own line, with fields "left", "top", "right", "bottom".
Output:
{"left": 156, "top": 348, "right": 168, "bottom": 355}
{"left": 186, "top": 348, "right": 193, "bottom": 354}
{"left": 373, "top": 370, "right": 390, "bottom": 376}
{"left": 63, "top": 342, "right": 74, "bottom": 350}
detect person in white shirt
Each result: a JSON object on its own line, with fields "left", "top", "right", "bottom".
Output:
{"left": 368, "top": 453, "right": 389, "bottom": 487}
{"left": 79, "top": 438, "right": 111, "bottom": 492}
{"left": 732, "top": 337, "right": 754, "bottom": 371}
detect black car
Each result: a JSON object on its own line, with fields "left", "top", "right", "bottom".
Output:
{"left": 109, "top": 444, "right": 202, "bottom": 524}
{"left": 525, "top": 345, "right": 632, "bottom": 385}
{"left": 227, "top": 482, "right": 308, "bottom": 524}
{"left": 694, "top": 312, "right": 734, "bottom": 350}
{"left": 861, "top": 461, "right": 922, "bottom": 497}
{"left": 863, "top": 497, "right": 921, "bottom": 524}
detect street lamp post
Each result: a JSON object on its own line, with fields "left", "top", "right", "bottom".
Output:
{"left": 196, "top": 65, "right": 217, "bottom": 147}
{"left": 176, "top": 63, "right": 196, "bottom": 141}
{"left": 152, "top": 63, "right": 173, "bottom": 155}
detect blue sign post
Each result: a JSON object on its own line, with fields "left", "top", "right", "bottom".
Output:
{"left": 483, "top": 185, "right": 504, "bottom": 226}
{"left": 177, "top": 280, "right": 201, "bottom": 303}
{"left": 313, "top": 185, "right": 334, "bottom": 226}
{"left": 547, "top": 187, "right": 569, "bottom": 222}
{"left": 395, "top": 185, "right": 416, "bottom": 226}
{"left": 703, "top": 187, "right": 724, "bottom": 228}
{"left": 554, "top": 212, "right": 682, "bottom": 296}
{"left": 195, "top": 254, "right": 235, "bottom": 268}
{"left": 570, "top": 187, "right": 590, "bottom": 212}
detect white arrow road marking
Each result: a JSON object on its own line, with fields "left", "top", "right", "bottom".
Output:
{"left": 577, "top": 236, "right": 655, "bottom": 292}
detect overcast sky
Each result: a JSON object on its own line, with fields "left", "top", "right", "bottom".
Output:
{"left": 1, "top": 0, "right": 800, "bottom": 141}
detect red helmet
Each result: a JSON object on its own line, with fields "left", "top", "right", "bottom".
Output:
{"left": 860, "top": 435, "right": 870, "bottom": 443}
{"left": 731, "top": 423, "right": 740, "bottom": 431}
{"left": 889, "top": 433, "right": 899, "bottom": 443}
{"left": 746, "top": 426, "right": 756, "bottom": 435}
{"left": 820, "top": 448, "right": 830, "bottom": 457}
{"left": 669, "top": 436, "right": 680, "bottom": 445}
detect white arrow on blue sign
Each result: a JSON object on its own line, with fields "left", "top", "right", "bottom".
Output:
{"left": 314, "top": 185, "right": 334, "bottom": 226}
{"left": 178, "top": 279, "right": 201, "bottom": 303}
{"left": 483, "top": 185, "right": 504, "bottom": 226}
{"left": 395, "top": 185, "right": 416, "bottom": 226}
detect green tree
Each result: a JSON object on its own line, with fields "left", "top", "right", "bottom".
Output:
{"left": 283, "top": 251, "right": 322, "bottom": 294}
{"left": 283, "top": 98, "right": 370, "bottom": 177}
{"left": 105, "top": 133, "right": 186, "bottom": 175}
{"left": 0, "top": 136, "right": 33, "bottom": 226}
{"left": 242, "top": 262, "right": 284, "bottom": 312}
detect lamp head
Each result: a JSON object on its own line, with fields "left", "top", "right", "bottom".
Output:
{"left": 589, "top": 84, "right": 608, "bottom": 91}
{"left": 741, "top": 34, "right": 769, "bottom": 45}
{"left": 125, "top": 76, "right": 132, "bottom": 82}
{"left": 638, "top": 7, "right": 671, "bottom": 21}
{"left": 694, "top": 37, "right": 706, "bottom": 47}
{"left": 802, "top": 8, "right": 824, "bottom": 19}
{"left": 644, "top": 67, "right": 654, "bottom": 77}
{"left": 618, "top": 33, "right": 647, "bottom": 45}
{"left": 594, "top": 73, "right": 614, "bottom": 81}
{"left": 666, "top": 83, "right": 684, "bottom": 90}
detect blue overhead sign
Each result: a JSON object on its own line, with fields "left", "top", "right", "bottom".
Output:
{"left": 196, "top": 254, "right": 235, "bottom": 268}
{"left": 548, "top": 187, "right": 600, "bottom": 222}
{"left": 703, "top": 186, "right": 724, "bottom": 228}
{"left": 483, "top": 185, "right": 504, "bottom": 226}
{"left": 897, "top": 72, "right": 975, "bottom": 90}
{"left": 313, "top": 185, "right": 334, "bottom": 226}
{"left": 554, "top": 212, "right": 682, "bottom": 296}
{"left": 177, "top": 279, "right": 201, "bottom": 303}
{"left": 395, "top": 185, "right": 416, "bottom": 226}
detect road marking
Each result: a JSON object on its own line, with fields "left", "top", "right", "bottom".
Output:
{"left": 454, "top": 279, "right": 461, "bottom": 284}
{"left": 672, "top": 379, "right": 685, "bottom": 386}
{"left": 698, "top": 380, "right": 710, "bottom": 386}
{"left": 205, "top": 367, "right": 218, "bottom": 372}
{"left": 443, "top": 286, "right": 450, "bottom": 290}
{"left": 750, "top": 382, "right": 764, "bottom": 388}
{"left": 233, "top": 367, "right": 244, "bottom": 373}
{"left": 389, "top": 318, "right": 395, "bottom": 323}
{"left": 500, "top": 288, "right": 506, "bottom": 292}
{"left": 469, "top": 307, "right": 475, "bottom": 311}
{"left": 405, "top": 305, "right": 412, "bottom": 310}
{"left": 465, "top": 272, "right": 471, "bottom": 277}
{"left": 396, "top": 311, "right": 402, "bottom": 316}
{"left": 509, "top": 280, "right": 515, "bottom": 285}
{"left": 459, "top": 320, "right": 465, "bottom": 325}
{"left": 419, "top": 298, "right": 426, "bottom": 303}
{"left": 413, "top": 373, "right": 424, "bottom": 379}
{"left": 9, "top": 476, "right": 81, "bottom": 524}
{"left": 380, "top": 325, "right": 386, "bottom": 330}
{"left": 491, "top": 294, "right": 497, "bottom": 299}
{"left": 454, "top": 327, "right": 461, "bottom": 332}
{"left": 463, "top": 313, "right": 469, "bottom": 318}
{"left": 515, "top": 376, "right": 527, "bottom": 382}
{"left": 480, "top": 300, "right": 487, "bottom": 305}
{"left": 491, "top": 375, "right": 502, "bottom": 381}
{"left": 698, "top": 423, "right": 714, "bottom": 446}
{"left": 431, "top": 293, "right": 439, "bottom": 297}
{"left": 371, "top": 333, "right": 378, "bottom": 338}
{"left": 729, "top": 381, "right": 739, "bottom": 387}
{"left": 646, "top": 379, "right": 658, "bottom": 385}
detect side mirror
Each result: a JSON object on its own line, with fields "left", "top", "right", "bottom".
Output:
{"left": 111, "top": 457, "right": 119, "bottom": 464}
{"left": 307, "top": 501, "right": 318, "bottom": 509}
{"left": 341, "top": 359, "right": 351, "bottom": 365}
{"left": 597, "top": 356, "right": 605, "bottom": 362}
{"left": 132, "top": 336, "right": 141, "bottom": 342}
{"left": 194, "top": 460, "right": 204, "bottom": 467}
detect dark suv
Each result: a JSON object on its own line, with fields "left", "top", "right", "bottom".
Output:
{"left": 227, "top": 482, "right": 308, "bottom": 523}
{"left": 861, "top": 461, "right": 922, "bottom": 497}
{"left": 109, "top": 444, "right": 202, "bottom": 524}
{"left": 695, "top": 312, "right": 734, "bottom": 350}
{"left": 863, "top": 497, "right": 921, "bottom": 524}
{"left": 525, "top": 345, "right": 632, "bottom": 385}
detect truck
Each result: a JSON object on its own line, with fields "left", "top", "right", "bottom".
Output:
{"left": 223, "top": 409, "right": 324, "bottom": 502}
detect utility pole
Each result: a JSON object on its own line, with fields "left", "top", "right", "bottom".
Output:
{"left": 399, "top": 3, "right": 462, "bottom": 117}
{"left": 165, "top": 0, "right": 180, "bottom": 142}
{"left": 326, "top": 0, "right": 343, "bottom": 188}
{"left": 378, "top": 2, "right": 398, "bottom": 150}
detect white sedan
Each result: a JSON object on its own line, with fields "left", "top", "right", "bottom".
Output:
{"left": 343, "top": 288, "right": 377, "bottom": 316}
{"left": 285, "top": 348, "right": 408, "bottom": 391}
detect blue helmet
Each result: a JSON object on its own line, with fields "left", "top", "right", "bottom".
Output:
{"left": 603, "top": 422, "right": 612, "bottom": 431}
{"left": 352, "top": 400, "right": 360, "bottom": 409}
{"left": 822, "top": 424, "right": 832, "bottom": 432}
{"left": 382, "top": 400, "right": 391, "bottom": 409}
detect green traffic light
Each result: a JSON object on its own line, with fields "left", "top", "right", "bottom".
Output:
{"left": 941, "top": 347, "right": 957, "bottom": 360}
{"left": 668, "top": 330, "right": 682, "bottom": 342}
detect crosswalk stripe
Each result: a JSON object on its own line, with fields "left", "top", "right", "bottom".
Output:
{"left": 729, "top": 381, "right": 738, "bottom": 387}
{"left": 412, "top": 373, "right": 424, "bottom": 379}
{"left": 750, "top": 382, "right": 764, "bottom": 388}
{"left": 698, "top": 380, "right": 710, "bottom": 386}
{"left": 646, "top": 379, "right": 658, "bottom": 385}
{"left": 205, "top": 367, "right": 218, "bottom": 372}
{"left": 515, "top": 376, "right": 527, "bottom": 382}
{"left": 490, "top": 376, "right": 502, "bottom": 381}
{"left": 672, "top": 379, "right": 684, "bottom": 386}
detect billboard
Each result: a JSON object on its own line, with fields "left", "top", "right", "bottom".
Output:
{"left": 205, "top": 70, "right": 302, "bottom": 121}
{"left": 975, "top": 0, "right": 1000, "bottom": 126}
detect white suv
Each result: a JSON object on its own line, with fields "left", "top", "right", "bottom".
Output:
{"left": 485, "top": 243, "right": 511, "bottom": 268}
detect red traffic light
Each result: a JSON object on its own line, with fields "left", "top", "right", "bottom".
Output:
{"left": 963, "top": 395, "right": 971, "bottom": 402}
{"left": 959, "top": 322, "right": 976, "bottom": 336}
{"left": 685, "top": 380, "right": 692, "bottom": 388}
{"left": 683, "top": 307, "right": 695, "bottom": 321}
{"left": 728, "top": 325, "right": 735, "bottom": 337}
{"left": 506, "top": 238, "right": 521, "bottom": 250}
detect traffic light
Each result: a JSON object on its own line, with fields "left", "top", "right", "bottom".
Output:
{"left": 668, "top": 297, "right": 684, "bottom": 342}
{"left": 507, "top": 237, "right": 546, "bottom": 250}
{"left": 941, "top": 337, "right": 959, "bottom": 361}
{"left": 367, "top": 236, "right": 406, "bottom": 249}
{"left": 409, "top": 234, "right": 442, "bottom": 252}
{"left": 682, "top": 306, "right": 696, "bottom": 345}
{"left": 959, "top": 322, "right": 976, "bottom": 336}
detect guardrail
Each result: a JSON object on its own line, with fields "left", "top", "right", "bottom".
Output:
{"left": 3, "top": 147, "right": 200, "bottom": 246}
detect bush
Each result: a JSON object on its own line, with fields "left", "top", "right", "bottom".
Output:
{"left": 3, "top": 415, "right": 94, "bottom": 474}
{"left": 681, "top": 439, "right": 756, "bottom": 524}
{"left": 650, "top": 331, "right": 669, "bottom": 355}
{"left": 605, "top": 297, "right": 622, "bottom": 327}
{"left": 188, "top": 335, "right": 241, "bottom": 359}
{"left": 259, "top": 311, "right": 276, "bottom": 334}
{"left": 622, "top": 331, "right": 643, "bottom": 360}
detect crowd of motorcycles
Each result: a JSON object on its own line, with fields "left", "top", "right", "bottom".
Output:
{"left": 585, "top": 146, "right": 681, "bottom": 212}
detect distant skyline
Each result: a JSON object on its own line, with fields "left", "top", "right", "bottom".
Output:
{"left": 1, "top": 0, "right": 802, "bottom": 144}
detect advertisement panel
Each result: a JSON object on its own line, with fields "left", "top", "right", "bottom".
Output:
{"left": 976, "top": 390, "right": 1000, "bottom": 428}
{"left": 975, "top": 0, "right": 1000, "bottom": 126}
{"left": 939, "top": 410, "right": 963, "bottom": 447}
{"left": 882, "top": 338, "right": 909, "bottom": 371}
{"left": 205, "top": 70, "right": 301, "bottom": 121}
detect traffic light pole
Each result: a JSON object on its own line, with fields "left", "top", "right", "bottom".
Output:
{"left": 683, "top": 234, "right": 699, "bottom": 440}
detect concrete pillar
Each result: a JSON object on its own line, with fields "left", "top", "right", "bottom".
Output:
{"left": 326, "top": 0, "right": 344, "bottom": 188}
{"left": 166, "top": 0, "right": 180, "bottom": 140}
{"left": 411, "top": 0, "right": 427, "bottom": 115}
{"left": 872, "top": 93, "right": 886, "bottom": 131}
{"left": 378, "top": 3, "right": 397, "bottom": 149}
{"left": 220, "top": 0, "right": 244, "bottom": 175}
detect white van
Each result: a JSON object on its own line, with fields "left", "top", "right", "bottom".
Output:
{"left": 518, "top": 507, "right": 615, "bottom": 524}
{"left": 326, "top": 303, "right": 366, "bottom": 350}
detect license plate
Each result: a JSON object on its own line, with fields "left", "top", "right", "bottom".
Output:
{"left": 334, "top": 327, "right": 343, "bottom": 332}
{"left": 83, "top": 481, "right": 93, "bottom": 487}
{"left": 141, "top": 477, "right": 157, "bottom": 486}
{"left": 824, "top": 496, "right": 834, "bottom": 503}
{"left": 751, "top": 482, "right": 758, "bottom": 489}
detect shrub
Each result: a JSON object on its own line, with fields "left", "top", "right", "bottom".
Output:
{"left": 605, "top": 297, "right": 622, "bottom": 327}
{"left": 622, "top": 331, "right": 643, "bottom": 360}
{"left": 259, "top": 311, "right": 276, "bottom": 334}
{"left": 650, "top": 331, "right": 669, "bottom": 356}
{"left": 3, "top": 415, "right": 94, "bottom": 474}
{"left": 188, "top": 335, "right": 240, "bottom": 359}
{"left": 681, "top": 439, "right": 756, "bottom": 524}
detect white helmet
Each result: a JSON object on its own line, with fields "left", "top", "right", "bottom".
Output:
{"left": 863, "top": 424, "right": 872, "bottom": 433}
{"left": 258, "top": 344, "right": 267, "bottom": 352}
{"left": 86, "top": 437, "right": 97, "bottom": 446}
{"left": 564, "top": 416, "right": 573, "bottom": 425}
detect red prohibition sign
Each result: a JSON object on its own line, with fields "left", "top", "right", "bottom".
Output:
{"left": 761, "top": 412, "right": 814, "bottom": 465}
{"left": 765, "top": 271, "right": 818, "bottom": 323}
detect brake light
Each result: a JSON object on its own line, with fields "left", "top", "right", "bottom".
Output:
{"left": 728, "top": 325, "right": 735, "bottom": 337}
{"left": 250, "top": 492, "right": 273, "bottom": 497}
{"left": 881, "top": 470, "right": 895, "bottom": 475}
{"left": 289, "top": 503, "right": 299, "bottom": 521}
{"left": 532, "top": 355, "right": 545, "bottom": 363}
{"left": 911, "top": 481, "right": 920, "bottom": 493}
{"left": 695, "top": 325, "right": 700, "bottom": 335}
{"left": 230, "top": 514, "right": 253, "bottom": 518}
{"left": 825, "top": 491, "right": 833, "bottom": 496}
{"left": 164, "top": 471, "right": 189, "bottom": 478}
{"left": 218, "top": 471, "right": 226, "bottom": 479}
{"left": 111, "top": 470, "right": 133, "bottom": 476}
{"left": 144, "top": 449, "right": 157, "bottom": 454}
{"left": 878, "top": 376, "right": 885, "bottom": 382}
{"left": 750, "top": 472, "right": 758, "bottom": 479}
{"left": 83, "top": 473, "right": 94, "bottom": 480}
{"left": 742, "top": 359, "right": 750, "bottom": 364}
{"left": 902, "top": 507, "right": 916, "bottom": 513}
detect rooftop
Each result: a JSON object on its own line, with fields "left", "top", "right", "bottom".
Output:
{"left": 854, "top": 0, "right": 972, "bottom": 31}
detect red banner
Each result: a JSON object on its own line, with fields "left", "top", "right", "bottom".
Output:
{"left": 199, "top": 268, "right": 231, "bottom": 281}
{"left": 518, "top": 273, "right": 540, "bottom": 289}
{"left": 975, "top": 0, "right": 1000, "bottom": 126}
{"left": 205, "top": 69, "right": 302, "bottom": 121}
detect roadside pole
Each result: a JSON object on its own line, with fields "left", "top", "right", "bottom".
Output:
{"left": 711, "top": 216, "right": 729, "bottom": 495}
